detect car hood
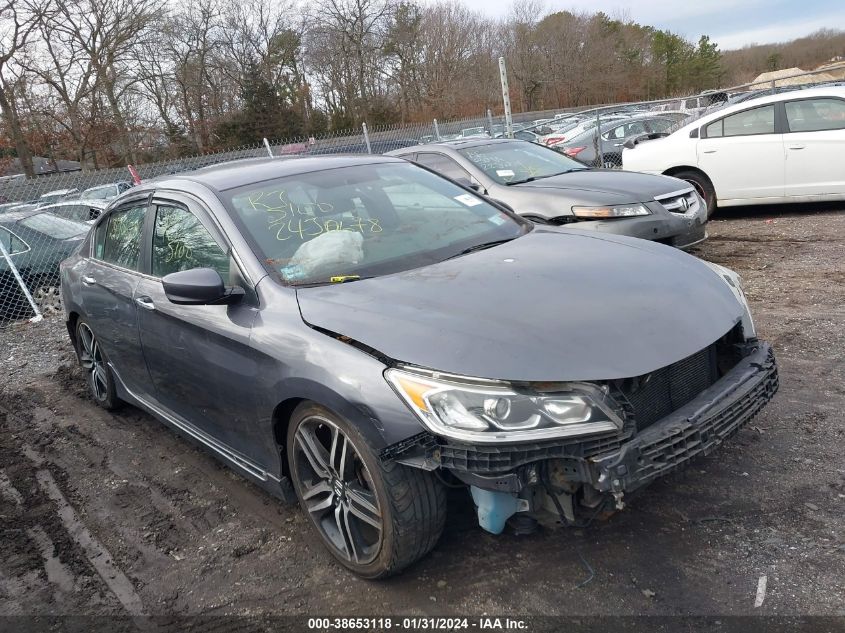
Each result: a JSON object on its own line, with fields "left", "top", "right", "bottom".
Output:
{"left": 511, "top": 169, "right": 688, "bottom": 202}
{"left": 295, "top": 229, "right": 744, "bottom": 382}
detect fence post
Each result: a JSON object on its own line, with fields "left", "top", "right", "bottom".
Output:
{"left": 433, "top": 119, "right": 440, "bottom": 141}
{"left": 263, "top": 138, "right": 274, "bottom": 157}
{"left": 362, "top": 122, "right": 372, "bottom": 154}
{"left": 0, "top": 239, "right": 42, "bottom": 323}
{"left": 596, "top": 111, "right": 604, "bottom": 168}
{"left": 498, "top": 57, "right": 514, "bottom": 139}
{"left": 487, "top": 108, "right": 494, "bottom": 136}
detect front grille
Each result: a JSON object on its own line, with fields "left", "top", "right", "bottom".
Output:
{"left": 438, "top": 432, "right": 627, "bottom": 475}
{"left": 636, "top": 350, "right": 779, "bottom": 482}
{"left": 619, "top": 344, "right": 719, "bottom": 430}
{"left": 655, "top": 190, "right": 698, "bottom": 214}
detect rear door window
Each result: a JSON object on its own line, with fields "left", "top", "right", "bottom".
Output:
{"left": 785, "top": 98, "right": 845, "bottom": 132}
{"left": 0, "top": 227, "right": 28, "bottom": 254}
{"left": 100, "top": 204, "right": 147, "bottom": 270}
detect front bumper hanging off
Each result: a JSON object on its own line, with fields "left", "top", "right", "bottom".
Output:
{"left": 589, "top": 342, "right": 778, "bottom": 499}
{"left": 382, "top": 341, "right": 779, "bottom": 531}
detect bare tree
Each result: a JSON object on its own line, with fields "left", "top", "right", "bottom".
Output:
{"left": 0, "top": 0, "right": 48, "bottom": 177}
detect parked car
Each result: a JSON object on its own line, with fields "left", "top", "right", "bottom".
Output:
{"left": 37, "top": 188, "right": 79, "bottom": 206}
{"left": 387, "top": 139, "right": 708, "bottom": 249}
{"left": 80, "top": 181, "right": 134, "bottom": 201}
{"left": 540, "top": 115, "right": 628, "bottom": 147}
{"left": 559, "top": 115, "right": 687, "bottom": 167}
{"left": 0, "top": 202, "right": 31, "bottom": 214}
{"left": 38, "top": 199, "right": 109, "bottom": 224}
{"left": 60, "top": 155, "right": 776, "bottom": 577}
{"left": 307, "top": 139, "right": 418, "bottom": 155}
{"left": 623, "top": 87, "right": 845, "bottom": 216}
{"left": 459, "top": 126, "right": 489, "bottom": 139}
{"left": 1, "top": 209, "right": 89, "bottom": 317}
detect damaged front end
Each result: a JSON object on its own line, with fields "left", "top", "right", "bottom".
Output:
{"left": 381, "top": 328, "right": 779, "bottom": 534}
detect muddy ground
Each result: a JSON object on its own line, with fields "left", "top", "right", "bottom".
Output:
{"left": 1, "top": 203, "right": 843, "bottom": 621}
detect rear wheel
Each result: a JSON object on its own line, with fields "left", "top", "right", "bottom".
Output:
{"left": 673, "top": 169, "right": 716, "bottom": 218}
{"left": 287, "top": 403, "right": 446, "bottom": 578}
{"left": 75, "top": 320, "right": 121, "bottom": 410}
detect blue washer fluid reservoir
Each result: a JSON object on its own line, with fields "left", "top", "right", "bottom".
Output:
{"left": 470, "top": 486, "right": 522, "bottom": 534}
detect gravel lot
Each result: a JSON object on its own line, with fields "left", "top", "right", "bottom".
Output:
{"left": 1, "top": 204, "right": 843, "bottom": 621}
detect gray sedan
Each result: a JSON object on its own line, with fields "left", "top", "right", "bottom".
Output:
{"left": 387, "top": 139, "right": 707, "bottom": 249}
{"left": 61, "top": 156, "right": 777, "bottom": 578}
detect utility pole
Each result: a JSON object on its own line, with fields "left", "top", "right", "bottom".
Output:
{"left": 499, "top": 57, "right": 514, "bottom": 139}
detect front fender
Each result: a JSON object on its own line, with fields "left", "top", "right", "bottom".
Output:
{"left": 249, "top": 278, "right": 426, "bottom": 463}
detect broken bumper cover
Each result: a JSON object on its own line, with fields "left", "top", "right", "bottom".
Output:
{"left": 424, "top": 341, "right": 778, "bottom": 497}
{"left": 590, "top": 341, "right": 778, "bottom": 496}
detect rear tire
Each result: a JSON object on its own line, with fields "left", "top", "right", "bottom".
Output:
{"left": 674, "top": 169, "right": 716, "bottom": 218}
{"left": 287, "top": 402, "right": 446, "bottom": 578}
{"left": 75, "top": 319, "right": 121, "bottom": 410}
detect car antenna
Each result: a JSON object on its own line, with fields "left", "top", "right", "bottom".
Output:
{"left": 263, "top": 138, "right": 274, "bottom": 158}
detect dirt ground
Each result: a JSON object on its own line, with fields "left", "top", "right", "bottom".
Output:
{"left": 1, "top": 203, "right": 843, "bottom": 621}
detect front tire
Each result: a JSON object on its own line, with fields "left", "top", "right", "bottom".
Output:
{"left": 75, "top": 320, "right": 121, "bottom": 410}
{"left": 287, "top": 403, "right": 446, "bottom": 578}
{"left": 674, "top": 169, "right": 716, "bottom": 218}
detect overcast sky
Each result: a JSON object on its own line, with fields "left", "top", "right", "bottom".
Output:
{"left": 421, "top": 0, "right": 845, "bottom": 51}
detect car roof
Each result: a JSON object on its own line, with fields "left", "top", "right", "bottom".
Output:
{"left": 675, "top": 86, "right": 845, "bottom": 133}
{"left": 41, "top": 199, "right": 109, "bottom": 209}
{"left": 150, "top": 155, "right": 404, "bottom": 192}
{"left": 0, "top": 208, "right": 61, "bottom": 223}
{"left": 388, "top": 138, "right": 527, "bottom": 155}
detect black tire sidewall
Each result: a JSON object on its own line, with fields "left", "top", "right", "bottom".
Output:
{"left": 286, "top": 402, "right": 398, "bottom": 579}
{"left": 75, "top": 319, "right": 120, "bottom": 410}
{"left": 677, "top": 170, "right": 716, "bottom": 218}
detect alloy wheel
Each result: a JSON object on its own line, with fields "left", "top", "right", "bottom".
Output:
{"left": 292, "top": 417, "right": 383, "bottom": 565}
{"left": 34, "top": 286, "right": 62, "bottom": 314}
{"left": 77, "top": 323, "right": 108, "bottom": 401}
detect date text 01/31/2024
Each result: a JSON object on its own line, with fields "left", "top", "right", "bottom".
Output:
{"left": 306, "top": 617, "right": 528, "bottom": 630}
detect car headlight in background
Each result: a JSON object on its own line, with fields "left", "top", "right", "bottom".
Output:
{"left": 571, "top": 203, "right": 651, "bottom": 218}
{"left": 701, "top": 261, "right": 756, "bottom": 339}
{"left": 386, "top": 368, "right": 625, "bottom": 443}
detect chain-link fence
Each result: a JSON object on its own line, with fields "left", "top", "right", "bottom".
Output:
{"left": 1, "top": 64, "right": 842, "bottom": 325}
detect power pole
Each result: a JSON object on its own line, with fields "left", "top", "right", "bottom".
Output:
{"left": 499, "top": 57, "right": 514, "bottom": 139}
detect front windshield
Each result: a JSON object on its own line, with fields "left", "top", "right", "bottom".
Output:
{"left": 82, "top": 186, "right": 114, "bottom": 200}
{"left": 19, "top": 213, "right": 88, "bottom": 239}
{"left": 459, "top": 142, "right": 587, "bottom": 184}
{"left": 223, "top": 162, "right": 526, "bottom": 285}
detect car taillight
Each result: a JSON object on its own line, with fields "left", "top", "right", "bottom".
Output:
{"left": 546, "top": 137, "right": 565, "bottom": 146}
{"left": 563, "top": 146, "right": 585, "bottom": 157}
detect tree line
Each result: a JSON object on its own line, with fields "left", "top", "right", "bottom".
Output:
{"left": 0, "top": 0, "right": 842, "bottom": 174}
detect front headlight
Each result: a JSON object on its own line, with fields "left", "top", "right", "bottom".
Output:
{"left": 385, "top": 368, "right": 625, "bottom": 443}
{"left": 701, "top": 261, "right": 756, "bottom": 339}
{"left": 571, "top": 203, "right": 651, "bottom": 218}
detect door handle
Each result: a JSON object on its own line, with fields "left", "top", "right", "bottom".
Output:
{"left": 702, "top": 149, "right": 717, "bottom": 154}
{"left": 788, "top": 145, "right": 805, "bottom": 150}
{"left": 82, "top": 276, "right": 96, "bottom": 286}
{"left": 135, "top": 296, "right": 156, "bottom": 311}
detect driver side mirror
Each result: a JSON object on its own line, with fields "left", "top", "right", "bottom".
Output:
{"left": 162, "top": 267, "right": 244, "bottom": 305}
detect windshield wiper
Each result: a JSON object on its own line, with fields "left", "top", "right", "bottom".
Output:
{"left": 507, "top": 169, "right": 586, "bottom": 185}
{"left": 445, "top": 238, "right": 514, "bottom": 260}
{"left": 289, "top": 275, "right": 373, "bottom": 288}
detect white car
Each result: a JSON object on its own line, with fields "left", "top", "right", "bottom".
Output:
{"left": 623, "top": 87, "right": 845, "bottom": 216}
